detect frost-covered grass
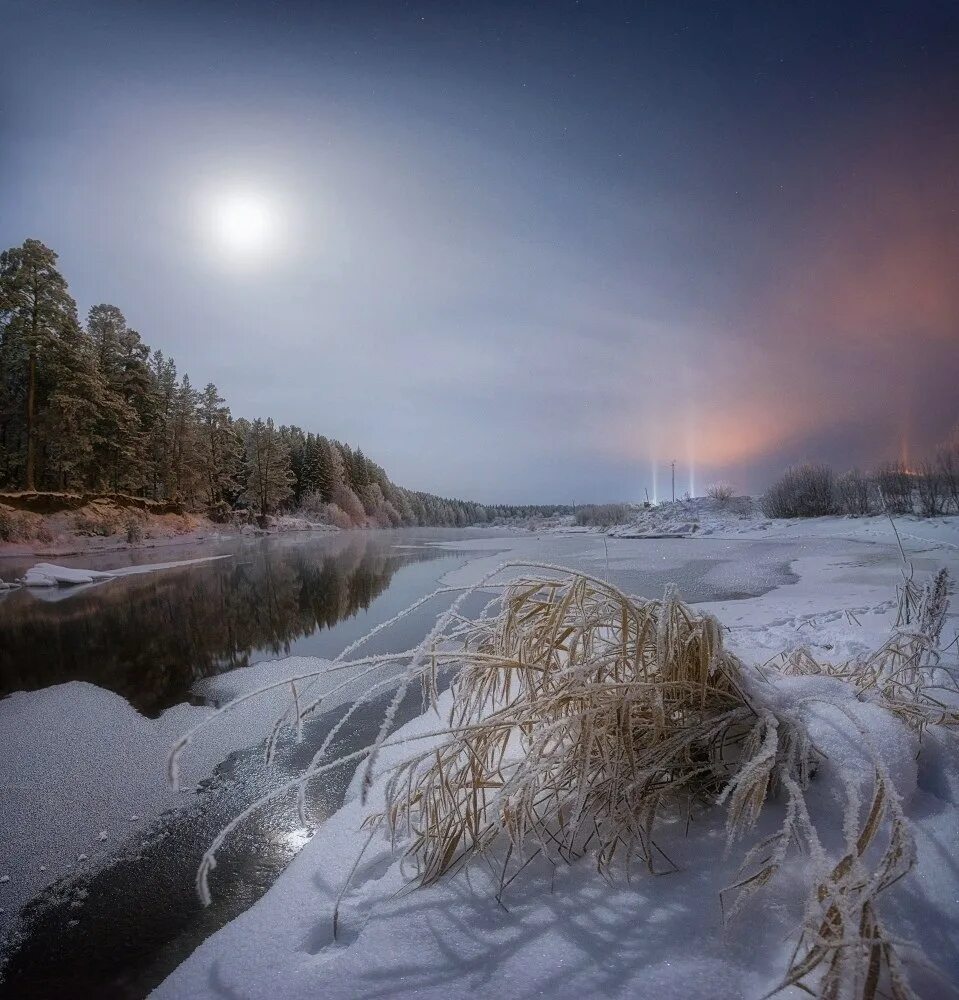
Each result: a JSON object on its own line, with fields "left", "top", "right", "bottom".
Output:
{"left": 164, "top": 551, "right": 958, "bottom": 1000}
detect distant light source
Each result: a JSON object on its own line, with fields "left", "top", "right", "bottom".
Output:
{"left": 203, "top": 186, "right": 283, "bottom": 265}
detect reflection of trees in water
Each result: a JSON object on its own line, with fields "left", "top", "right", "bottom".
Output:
{"left": 0, "top": 535, "right": 444, "bottom": 715}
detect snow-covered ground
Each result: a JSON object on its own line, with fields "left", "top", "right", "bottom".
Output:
{"left": 0, "top": 656, "right": 328, "bottom": 923}
{"left": 149, "top": 511, "right": 959, "bottom": 1000}
{"left": 1, "top": 510, "right": 956, "bottom": 996}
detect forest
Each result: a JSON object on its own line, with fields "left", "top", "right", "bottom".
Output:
{"left": 0, "top": 239, "right": 564, "bottom": 527}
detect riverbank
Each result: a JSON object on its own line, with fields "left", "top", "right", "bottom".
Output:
{"left": 153, "top": 520, "right": 959, "bottom": 1000}
{"left": 0, "top": 491, "right": 546, "bottom": 563}
{"left": 0, "top": 492, "right": 339, "bottom": 562}
{"left": 0, "top": 530, "right": 493, "bottom": 962}
{"left": 3, "top": 522, "right": 958, "bottom": 998}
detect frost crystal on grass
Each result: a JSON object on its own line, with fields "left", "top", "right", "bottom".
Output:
{"left": 172, "top": 562, "right": 955, "bottom": 1000}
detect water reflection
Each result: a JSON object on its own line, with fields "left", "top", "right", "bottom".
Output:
{"left": 0, "top": 532, "right": 455, "bottom": 715}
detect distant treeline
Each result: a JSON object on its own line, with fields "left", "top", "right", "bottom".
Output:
{"left": 762, "top": 447, "right": 959, "bottom": 520}
{"left": 0, "top": 239, "right": 569, "bottom": 527}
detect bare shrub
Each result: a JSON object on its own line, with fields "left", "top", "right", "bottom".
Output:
{"left": 915, "top": 460, "right": 946, "bottom": 517}
{"left": 331, "top": 483, "right": 367, "bottom": 526}
{"left": 835, "top": 468, "right": 875, "bottom": 516}
{"left": 208, "top": 500, "right": 233, "bottom": 524}
{"left": 73, "top": 511, "right": 116, "bottom": 536}
{"left": 729, "top": 495, "right": 754, "bottom": 517}
{"left": 761, "top": 463, "right": 836, "bottom": 518}
{"left": 573, "top": 502, "right": 631, "bottom": 527}
{"left": 173, "top": 514, "right": 198, "bottom": 536}
{"left": 875, "top": 462, "right": 913, "bottom": 514}
{"left": 937, "top": 437, "right": 959, "bottom": 513}
{"left": 298, "top": 491, "right": 328, "bottom": 517}
{"left": 0, "top": 507, "right": 26, "bottom": 542}
{"left": 0, "top": 508, "right": 52, "bottom": 542}
{"left": 373, "top": 501, "right": 402, "bottom": 528}
{"left": 125, "top": 513, "right": 146, "bottom": 544}
{"left": 325, "top": 503, "right": 354, "bottom": 529}
{"left": 706, "top": 482, "right": 735, "bottom": 505}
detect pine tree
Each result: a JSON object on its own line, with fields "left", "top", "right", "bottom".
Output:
{"left": 315, "top": 436, "right": 344, "bottom": 503}
{"left": 170, "top": 374, "right": 202, "bottom": 505}
{"left": 42, "top": 318, "right": 104, "bottom": 489}
{"left": 147, "top": 350, "right": 178, "bottom": 498}
{"left": 280, "top": 424, "right": 307, "bottom": 505}
{"left": 87, "top": 303, "right": 127, "bottom": 370}
{"left": 350, "top": 447, "right": 371, "bottom": 499}
{"left": 197, "top": 382, "right": 241, "bottom": 509}
{"left": 0, "top": 240, "right": 79, "bottom": 489}
{"left": 388, "top": 485, "right": 416, "bottom": 525}
{"left": 300, "top": 433, "right": 320, "bottom": 498}
{"left": 114, "top": 325, "right": 154, "bottom": 492}
{"left": 242, "top": 417, "right": 294, "bottom": 519}
{"left": 87, "top": 305, "right": 143, "bottom": 491}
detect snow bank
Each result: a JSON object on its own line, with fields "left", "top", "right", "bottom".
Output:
{"left": 153, "top": 667, "right": 957, "bottom": 1000}
{"left": 152, "top": 519, "right": 959, "bottom": 1000}
{"left": 0, "top": 654, "right": 345, "bottom": 925}
{"left": 574, "top": 496, "right": 959, "bottom": 552}
{"left": 19, "top": 563, "right": 116, "bottom": 586}
{"left": 0, "top": 683, "right": 202, "bottom": 918}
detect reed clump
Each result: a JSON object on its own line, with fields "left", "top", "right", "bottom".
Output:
{"left": 371, "top": 574, "right": 757, "bottom": 884}
{"left": 178, "top": 561, "right": 954, "bottom": 1000}
{"left": 361, "top": 569, "right": 949, "bottom": 999}
{"left": 783, "top": 567, "right": 957, "bottom": 735}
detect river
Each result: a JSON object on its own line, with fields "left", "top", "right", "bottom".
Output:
{"left": 0, "top": 527, "right": 800, "bottom": 999}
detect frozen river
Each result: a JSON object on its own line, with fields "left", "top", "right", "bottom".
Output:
{"left": 0, "top": 527, "right": 819, "bottom": 998}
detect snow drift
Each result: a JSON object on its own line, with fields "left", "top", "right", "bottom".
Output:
{"left": 156, "top": 559, "right": 959, "bottom": 1000}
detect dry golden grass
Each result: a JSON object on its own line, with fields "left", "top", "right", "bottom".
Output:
{"left": 176, "top": 560, "right": 954, "bottom": 1000}
{"left": 370, "top": 574, "right": 756, "bottom": 886}
{"left": 783, "top": 568, "right": 957, "bottom": 736}
{"left": 359, "top": 568, "right": 949, "bottom": 999}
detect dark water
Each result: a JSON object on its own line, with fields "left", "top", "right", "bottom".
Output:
{"left": 0, "top": 529, "right": 491, "bottom": 715}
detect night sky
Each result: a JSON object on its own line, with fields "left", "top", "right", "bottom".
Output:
{"left": 2, "top": 1, "right": 957, "bottom": 502}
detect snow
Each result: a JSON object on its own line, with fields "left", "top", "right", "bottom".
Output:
{"left": 153, "top": 678, "right": 955, "bottom": 1000}
{"left": 150, "top": 513, "right": 959, "bottom": 1000}
{"left": 17, "top": 555, "right": 231, "bottom": 588}
{"left": 2, "top": 510, "right": 958, "bottom": 997}
{"left": 0, "top": 654, "right": 358, "bottom": 923}
{"left": 0, "top": 683, "right": 201, "bottom": 917}
{"left": 592, "top": 495, "right": 959, "bottom": 551}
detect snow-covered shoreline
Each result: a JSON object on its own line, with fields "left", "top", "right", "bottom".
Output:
{"left": 150, "top": 514, "right": 959, "bottom": 1000}
{"left": 2, "top": 513, "right": 957, "bottom": 997}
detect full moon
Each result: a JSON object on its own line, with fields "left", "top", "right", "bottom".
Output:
{"left": 203, "top": 187, "right": 283, "bottom": 264}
